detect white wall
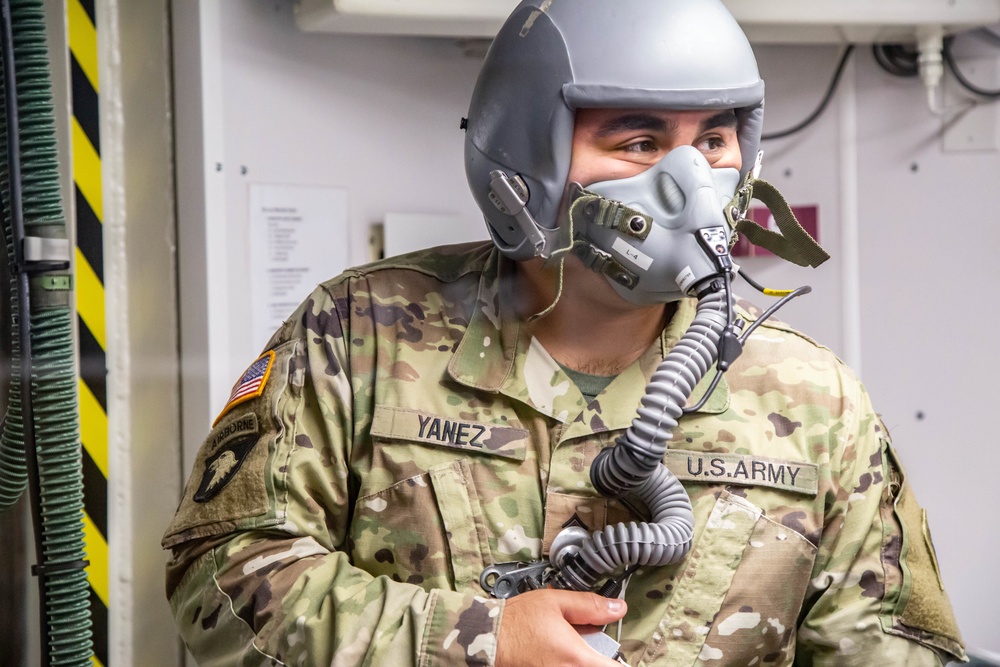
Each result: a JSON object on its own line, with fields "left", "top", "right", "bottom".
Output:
{"left": 174, "top": 0, "right": 999, "bottom": 656}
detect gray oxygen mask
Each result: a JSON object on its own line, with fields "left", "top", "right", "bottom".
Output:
{"left": 575, "top": 145, "right": 741, "bottom": 305}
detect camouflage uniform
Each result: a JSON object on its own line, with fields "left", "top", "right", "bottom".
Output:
{"left": 164, "top": 242, "right": 966, "bottom": 666}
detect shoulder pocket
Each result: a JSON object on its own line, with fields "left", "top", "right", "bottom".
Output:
{"left": 162, "top": 340, "right": 301, "bottom": 548}
{"left": 880, "top": 442, "right": 965, "bottom": 661}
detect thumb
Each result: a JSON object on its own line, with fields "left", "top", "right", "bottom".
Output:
{"left": 557, "top": 591, "right": 628, "bottom": 626}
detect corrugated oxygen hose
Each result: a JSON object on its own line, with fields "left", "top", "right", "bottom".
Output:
{"left": 0, "top": 0, "right": 94, "bottom": 664}
{"left": 552, "top": 286, "right": 730, "bottom": 591}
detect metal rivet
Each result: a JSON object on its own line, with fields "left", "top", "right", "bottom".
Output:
{"left": 585, "top": 202, "right": 597, "bottom": 216}
{"left": 628, "top": 216, "right": 646, "bottom": 233}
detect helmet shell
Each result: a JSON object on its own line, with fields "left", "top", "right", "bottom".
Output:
{"left": 464, "top": 0, "right": 764, "bottom": 260}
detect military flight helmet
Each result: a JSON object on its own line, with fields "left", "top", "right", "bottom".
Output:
{"left": 464, "top": 0, "right": 765, "bottom": 261}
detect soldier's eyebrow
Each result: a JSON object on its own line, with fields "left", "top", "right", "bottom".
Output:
{"left": 700, "top": 109, "right": 738, "bottom": 133}
{"left": 594, "top": 112, "right": 674, "bottom": 138}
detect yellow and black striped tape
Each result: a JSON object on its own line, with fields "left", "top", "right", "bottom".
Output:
{"left": 67, "top": 0, "right": 107, "bottom": 664}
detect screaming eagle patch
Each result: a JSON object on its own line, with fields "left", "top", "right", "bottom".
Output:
{"left": 213, "top": 350, "right": 276, "bottom": 426}
{"left": 194, "top": 413, "right": 260, "bottom": 503}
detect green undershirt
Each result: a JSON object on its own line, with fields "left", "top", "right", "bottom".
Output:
{"left": 556, "top": 362, "right": 618, "bottom": 404}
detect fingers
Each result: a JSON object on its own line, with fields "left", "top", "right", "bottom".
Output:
{"left": 556, "top": 590, "right": 628, "bottom": 626}
{"left": 496, "top": 589, "right": 629, "bottom": 667}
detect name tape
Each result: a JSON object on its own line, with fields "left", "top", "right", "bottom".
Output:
{"left": 371, "top": 405, "right": 528, "bottom": 461}
{"left": 665, "top": 451, "right": 818, "bottom": 496}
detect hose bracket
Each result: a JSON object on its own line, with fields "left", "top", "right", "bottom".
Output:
{"left": 20, "top": 235, "right": 70, "bottom": 272}
{"left": 479, "top": 560, "right": 553, "bottom": 599}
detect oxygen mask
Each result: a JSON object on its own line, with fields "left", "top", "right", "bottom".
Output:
{"left": 568, "top": 145, "right": 740, "bottom": 305}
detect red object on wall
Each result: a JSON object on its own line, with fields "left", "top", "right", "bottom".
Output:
{"left": 731, "top": 205, "right": 819, "bottom": 258}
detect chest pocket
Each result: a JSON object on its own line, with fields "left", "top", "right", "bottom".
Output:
{"left": 352, "top": 405, "right": 529, "bottom": 595}
{"left": 637, "top": 490, "right": 817, "bottom": 667}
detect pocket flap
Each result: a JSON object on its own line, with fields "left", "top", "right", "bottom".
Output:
{"left": 429, "top": 459, "right": 493, "bottom": 592}
{"left": 641, "top": 490, "right": 761, "bottom": 666}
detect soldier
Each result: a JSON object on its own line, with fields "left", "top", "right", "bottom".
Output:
{"left": 163, "top": 1, "right": 966, "bottom": 665}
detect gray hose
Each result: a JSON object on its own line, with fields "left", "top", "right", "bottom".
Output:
{"left": 553, "top": 286, "right": 730, "bottom": 590}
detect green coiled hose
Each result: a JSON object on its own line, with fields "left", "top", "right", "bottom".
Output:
{"left": 0, "top": 0, "right": 94, "bottom": 664}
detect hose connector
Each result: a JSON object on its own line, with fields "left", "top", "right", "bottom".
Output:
{"left": 918, "top": 26, "right": 945, "bottom": 114}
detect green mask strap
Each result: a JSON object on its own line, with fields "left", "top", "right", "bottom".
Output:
{"left": 569, "top": 191, "right": 653, "bottom": 241}
{"left": 565, "top": 187, "right": 644, "bottom": 289}
{"left": 727, "top": 178, "right": 830, "bottom": 268}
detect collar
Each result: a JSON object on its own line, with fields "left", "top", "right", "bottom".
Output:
{"left": 447, "top": 249, "right": 518, "bottom": 392}
{"left": 448, "top": 248, "right": 730, "bottom": 421}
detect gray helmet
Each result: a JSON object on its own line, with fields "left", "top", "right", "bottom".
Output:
{"left": 464, "top": 0, "right": 765, "bottom": 261}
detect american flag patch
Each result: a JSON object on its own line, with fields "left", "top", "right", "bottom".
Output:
{"left": 213, "top": 350, "right": 276, "bottom": 426}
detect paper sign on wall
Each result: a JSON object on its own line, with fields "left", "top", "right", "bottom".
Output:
{"left": 249, "top": 183, "right": 349, "bottom": 348}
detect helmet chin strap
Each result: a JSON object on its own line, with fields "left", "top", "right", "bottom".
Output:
{"left": 525, "top": 259, "right": 566, "bottom": 323}
{"left": 524, "top": 190, "right": 579, "bottom": 322}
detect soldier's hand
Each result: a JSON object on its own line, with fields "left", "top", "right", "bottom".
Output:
{"left": 495, "top": 589, "right": 627, "bottom": 667}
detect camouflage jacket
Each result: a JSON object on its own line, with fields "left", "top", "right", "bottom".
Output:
{"left": 164, "top": 242, "right": 966, "bottom": 666}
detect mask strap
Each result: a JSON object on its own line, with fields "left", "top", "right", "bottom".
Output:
{"left": 570, "top": 191, "right": 653, "bottom": 240}
{"left": 727, "top": 178, "right": 830, "bottom": 268}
